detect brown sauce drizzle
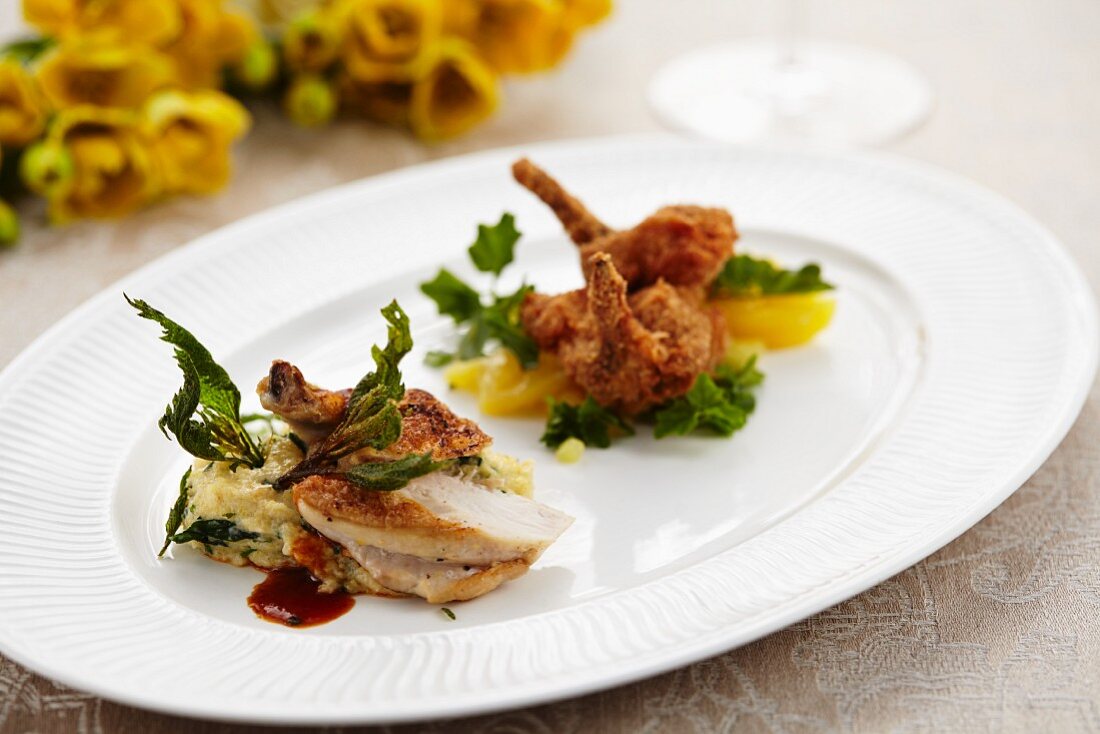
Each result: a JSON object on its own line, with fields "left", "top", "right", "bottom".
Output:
{"left": 248, "top": 568, "right": 354, "bottom": 627}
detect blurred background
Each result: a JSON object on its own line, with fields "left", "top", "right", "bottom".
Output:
{"left": 2, "top": 2, "right": 1100, "bottom": 731}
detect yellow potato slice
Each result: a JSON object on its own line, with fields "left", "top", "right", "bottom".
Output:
{"left": 715, "top": 293, "right": 836, "bottom": 349}
{"left": 444, "top": 349, "right": 579, "bottom": 416}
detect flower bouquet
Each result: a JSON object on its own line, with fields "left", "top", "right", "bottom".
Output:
{"left": 0, "top": 0, "right": 611, "bottom": 246}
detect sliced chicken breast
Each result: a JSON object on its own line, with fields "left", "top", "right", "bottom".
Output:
{"left": 294, "top": 472, "right": 574, "bottom": 602}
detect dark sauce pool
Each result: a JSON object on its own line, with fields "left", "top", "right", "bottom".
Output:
{"left": 248, "top": 568, "right": 354, "bottom": 628}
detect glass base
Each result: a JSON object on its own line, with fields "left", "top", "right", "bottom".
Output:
{"left": 648, "top": 39, "right": 933, "bottom": 147}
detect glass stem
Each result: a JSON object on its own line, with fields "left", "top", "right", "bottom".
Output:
{"left": 779, "top": 0, "right": 805, "bottom": 69}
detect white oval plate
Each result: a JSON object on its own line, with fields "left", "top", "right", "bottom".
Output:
{"left": 0, "top": 137, "right": 1095, "bottom": 725}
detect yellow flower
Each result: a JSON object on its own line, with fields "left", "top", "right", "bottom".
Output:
{"left": 284, "top": 74, "right": 337, "bottom": 127}
{"left": 441, "top": 0, "right": 479, "bottom": 36}
{"left": 213, "top": 9, "right": 259, "bottom": 65}
{"left": 561, "top": 0, "right": 611, "bottom": 29}
{"left": 467, "top": 0, "right": 572, "bottom": 74}
{"left": 338, "top": 74, "right": 412, "bottom": 126}
{"left": 336, "top": 0, "right": 442, "bottom": 82}
{"left": 22, "top": 0, "right": 181, "bottom": 46}
{"left": 0, "top": 197, "right": 19, "bottom": 248}
{"left": 40, "top": 106, "right": 159, "bottom": 221}
{"left": 283, "top": 9, "right": 342, "bottom": 72}
{"left": 409, "top": 39, "right": 498, "bottom": 140}
{"left": 257, "top": 0, "right": 317, "bottom": 26}
{"left": 0, "top": 59, "right": 48, "bottom": 145}
{"left": 162, "top": 0, "right": 259, "bottom": 88}
{"left": 143, "top": 89, "right": 249, "bottom": 195}
{"left": 36, "top": 41, "right": 175, "bottom": 109}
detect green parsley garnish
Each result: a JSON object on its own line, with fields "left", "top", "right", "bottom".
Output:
{"left": 541, "top": 396, "right": 634, "bottom": 449}
{"left": 128, "top": 295, "right": 266, "bottom": 469}
{"left": 420, "top": 213, "right": 539, "bottom": 368}
{"left": 468, "top": 212, "right": 521, "bottom": 276}
{"left": 653, "top": 357, "right": 764, "bottom": 438}
{"left": 711, "top": 254, "right": 833, "bottom": 297}
{"left": 441, "top": 607, "right": 456, "bottom": 620}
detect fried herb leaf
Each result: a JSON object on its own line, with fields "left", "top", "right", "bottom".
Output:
{"left": 541, "top": 396, "right": 635, "bottom": 449}
{"left": 158, "top": 467, "right": 192, "bottom": 557}
{"left": 343, "top": 452, "right": 453, "bottom": 491}
{"left": 712, "top": 255, "right": 834, "bottom": 297}
{"left": 468, "top": 212, "right": 521, "bottom": 276}
{"left": 168, "top": 518, "right": 260, "bottom": 547}
{"left": 653, "top": 357, "right": 765, "bottom": 438}
{"left": 128, "top": 295, "right": 265, "bottom": 469}
{"left": 276, "top": 301, "right": 416, "bottom": 490}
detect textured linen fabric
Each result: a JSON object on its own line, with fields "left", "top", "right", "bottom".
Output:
{"left": 2, "top": 0, "right": 1100, "bottom": 732}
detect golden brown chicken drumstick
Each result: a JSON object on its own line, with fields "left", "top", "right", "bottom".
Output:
{"left": 513, "top": 160, "right": 735, "bottom": 414}
{"left": 522, "top": 254, "right": 726, "bottom": 415}
{"left": 512, "top": 158, "right": 738, "bottom": 290}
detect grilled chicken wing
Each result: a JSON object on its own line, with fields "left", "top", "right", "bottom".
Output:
{"left": 294, "top": 472, "right": 573, "bottom": 602}
{"left": 522, "top": 253, "right": 723, "bottom": 415}
{"left": 257, "top": 361, "right": 348, "bottom": 445}
{"left": 512, "top": 159, "right": 737, "bottom": 290}
{"left": 258, "top": 361, "right": 491, "bottom": 459}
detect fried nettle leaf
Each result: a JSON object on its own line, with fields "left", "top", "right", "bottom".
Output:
{"left": 468, "top": 212, "right": 521, "bottom": 276}
{"left": 421, "top": 270, "right": 539, "bottom": 367}
{"left": 159, "top": 467, "right": 192, "bottom": 557}
{"left": 275, "top": 301, "right": 439, "bottom": 492}
{"left": 127, "top": 295, "right": 266, "bottom": 469}
{"left": 168, "top": 518, "right": 260, "bottom": 547}
{"left": 343, "top": 452, "right": 451, "bottom": 491}
{"left": 420, "top": 213, "right": 539, "bottom": 368}
{"left": 541, "top": 396, "right": 635, "bottom": 449}
{"left": 712, "top": 254, "right": 834, "bottom": 297}
{"left": 653, "top": 357, "right": 765, "bottom": 438}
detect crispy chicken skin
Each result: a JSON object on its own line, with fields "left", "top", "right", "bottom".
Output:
{"left": 349, "top": 387, "right": 491, "bottom": 463}
{"left": 294, "top": 472, "right": 573, "bottom": 603}
{"left": 522, "top": 254, "right": 723, "bottom": 415}
{"left": 578, "top": 205, "right": 736, "bottom": 290}
{"left": 257, "top": 361, "right": 491, "bottom": 459}
{"left": 512, "top": 158, "right": 737, "bottom": 290}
